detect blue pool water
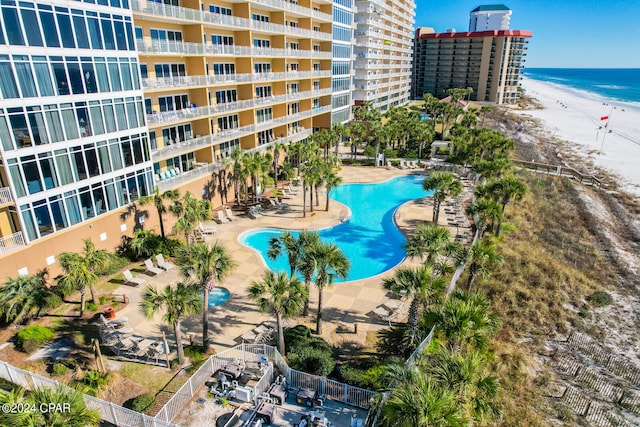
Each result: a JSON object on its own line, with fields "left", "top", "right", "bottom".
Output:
{"left": 206, "top": 287, "right": 231, "bottom": 308}
{"left": 239, "top": 174, "right": 431, "bottom": 282}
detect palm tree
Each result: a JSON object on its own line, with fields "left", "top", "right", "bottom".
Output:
{"left": 422, "top": 172, "right": 463, "bottom": 224}
{"left": 57, "top": 239, "right": 113, "bottom": 309}
{"left": 479, "top": 105, "right": 493, "bottom": 128}
{"left": 323, "top": 171, "right": 342, "bottom": 211}
{"left": 248, "top": 271, "right": 308, "bottom": 355}
{"left": 170, "top": 192, "right": 212, "bottom": 244}
{"left": 382, "top": 265, "right": 447, "bottom": 345}
{"left": 267, "top": 231, "right": 319, "bottom": 279}
{"left": 128, "top": 229, "right": 163, "bottom": 259}
{"left": 465, "top": 198, "right": 502, "bottom": 237}
{"left": 428, "top": 291, "right": 499, "bottom": 355}
{"left": 0, "top": 385, "right": 101, "bottom": 427}
{"left": 0, "top": 270, "right": 61, "bottom": 324}
{"left": 271, "top": 141, "right": 286, "bottom": 181}
{"left": 482, "top": 176, "right": 527, "bottom": 236}
{"left": 176, "top": 241, "right": 236, "bottom": 349}
{"left": 140, "top": 282, "right": 202, "bottom": 365}
{"left": 381, "top": 368, "right": 468, "bottom": 427}
{"left": 306, "top": 241, "right": 350, "bottom": 335}
{"left": 138, "top": 187, "right": 179, "bottom": 238}
{"left": 463, "top": 240, "right": 504, "bottom": 290}
{"left": 425, "top": 347, "right": 501, "bottom": 425}
{"left": 405, "top": 223, "right": 456, "bottom": 264}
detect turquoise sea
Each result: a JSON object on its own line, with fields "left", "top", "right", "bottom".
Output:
{"left": 525, "top": 68, "right": 640, "bottom": 109}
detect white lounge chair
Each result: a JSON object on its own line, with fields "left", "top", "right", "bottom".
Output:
{"left": 99, "top": 314, "right": 130, "bottom": 328}
{"left": 215, "top": 210, "right": 230, "bottom": 224}
{"left": 248, "top": 206, "right": 262, "bottom": 219}
{"left": 286, "top": 185, "right": 298, "bottom": 195}
{"left": 372, "top": 306, "right": 391, "bottom": 320}
{"left": 198, "top": 221, "right": 217, "bottom": 235}
{"left": 279, "top": 189, "right": 293, "bottom": 199}
{"left": 155, "top": 254, "right": 175, "bottom": 270}
{"left": 123, "top": 269, "right": 147, "bottom": 287}
{"left": 144, "top": 258, "right": 164, "bottom": 276}
{"left": 225, "top": 208, "right": 239, "bottom": 221}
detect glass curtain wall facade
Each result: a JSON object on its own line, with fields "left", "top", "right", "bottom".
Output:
{"left": 331, "top": 0, "right": 354, "bottom": 124}
{"left": 131, "top": 0, "right": 334, "bottom": 192}
{"left": 0, "top": 0, "right": 152, "bottom": 244}
{"left": 353, "top": 0, "right": 415, "bottom": 112}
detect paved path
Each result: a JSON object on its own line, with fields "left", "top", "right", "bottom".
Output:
{"left": 109, "top": 165, "right": 475, "bottom": 352}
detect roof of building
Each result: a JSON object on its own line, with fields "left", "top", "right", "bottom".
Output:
{"left": 471, "top": 4, "right": 511, "bottom": 12}
{"left": 439, "top": 96, "right": 469, "bottom": 108}
{"left": 417, "top": 29, "right": 532, "bottom": 40}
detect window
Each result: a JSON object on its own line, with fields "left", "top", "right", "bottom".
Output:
{"left": 213, "top": 63, "right": 235, "bottom": 75}
{"left": 135, "top": 26, "right": 143, "bottom": 39}
{"left": 256, "top": 107, "right": 272, "bottom": 123}
{"left": 150, "top": 29, "right": 182, "bottom": 42}
{"left": 2, "top": 6, "right": 25, "bottom": 46}
{"left": 313, "top": 62, "right": 320, "bottom": 71}
{"left": 257, "top": 129, "right": 274, "bottom": 145}
{"left": 210, "top": 5, "right": 232, "bottom": 15}
{"left": 255, "top": 85, "right": 272, "bottom": 98}
{"left": 162, "top": 123, "right": 192, "bottom": 144}
{"left": 158, "top": 94, "right": 189, "bottom": 111}
{"left": 288, "top": 63, "right": 299, "bottom": 72}
{"left": 288, "top": 83, "right": 299, "bottom": 94}
{"left": 217, "top": 114, "right": 238, "bottom": 131}
{"left": 154, "top": 63, "right": 186, "bottom": 78}
{"left": 254, "top": 63, "right": 271, "bottom": 73}
{"left": 253, "top": 38, "right": 270, "bottom": 48}
{"left": 313, "top": 44, "right": 320, "bottom": 52}
{"left": 211, "top": 35, "right": 234, "bottom": 45}
{"left": 288, "top": 20, "right": 299, "bottom": 28}
{"left": 252, "top": 13, "right": 269, "bottom": 22}
{"left": 289, "top": 42, "right": 299, "bottom": 50}
{"left": 287, "top": 102, "right": 300, "bottom": 115}
{"left": 215, "top": 89, "right": 237, "bottom": 104}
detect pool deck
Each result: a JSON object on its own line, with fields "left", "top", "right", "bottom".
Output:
{"left": 108, "top": 164, "right": 475, "bottom": 354}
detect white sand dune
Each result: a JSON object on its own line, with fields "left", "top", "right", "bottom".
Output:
{"left": 516, "top": 77, "right": 640, "bottom": 197}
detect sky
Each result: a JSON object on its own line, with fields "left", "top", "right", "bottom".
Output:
{"left": 415, "top": 0, "right": 640, "bottom": 68}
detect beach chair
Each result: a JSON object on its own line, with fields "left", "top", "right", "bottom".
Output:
{"left": 225, "top": 208, "right": 240, "bottom": 221}
{"left": 279, "top": 189, "right": 293, "bottom": 199}
{"left": 123, "top": 270, "right": 147, "bottom": 287}
{"left": 215, "top": 210, "right": 230, "bottom": 224}
{"left": 99, "top": 314, "right": 131, "bottom": 330}
{"left": 155, "top": 254, "right": 176, "bottom": 270}
{"left": 248, "top": 206, "right": 262, "bottom": 219}
{"left": 256, "top": 205, "right": 267, "bottom": 215}
{"left": 198, "top": 221, "right": 217, "bottom": 235}
{"left": 144, "top": 258, "right": 164, "bottom": 276}
{"left": 287, "top": 185, "right": 298, "bottom": 195}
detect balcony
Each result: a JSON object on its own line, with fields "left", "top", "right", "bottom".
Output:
{"left": 255, "top": 0, "right": 332, "bottom": 22}
{"left": 156, "top": 127, "right": 315, "bottom": 192}
{"left": 0, "top": 231, "right": 26, "bottom": 255}
{"left": 130, "top": 0, "right": 332, "bottom": 40}
{"left": 136, "top": 40, "right": 332, "bottom": 59}
{"left": 0, "top": 187, "right": 13, "bottom": 206}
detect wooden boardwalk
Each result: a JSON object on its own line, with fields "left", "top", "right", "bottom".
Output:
{"left": 512, "top": 159, "right": 603, "bottom": 188}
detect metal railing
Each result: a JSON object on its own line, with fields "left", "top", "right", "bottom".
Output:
{"left": 0, "top": 361, "right": 178, "bottom": 427}
{"left": 157, "top": 163, "right": 220, "bottom": 192}
{"left": 136, "top": 39, "right": 331, "bottom": 59}
{"left": 0, "top": 187, "right": 13, "bottom": 205}
{"left": 142, "top": 70, "right": 331, "bottom": 91}
{"left": 0, "top": 231, "right": 26, "bottom": 255}
{"left": 131, "top": 0, "right": 332, "bottom": 40}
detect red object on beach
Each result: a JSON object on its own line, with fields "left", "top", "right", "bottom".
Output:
{"left": 600, "top": 116, "right": 609, "bottom": 121}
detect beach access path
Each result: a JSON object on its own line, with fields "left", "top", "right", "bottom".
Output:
{"left": 518, "top": 77, "right": 640, "bottom": 197}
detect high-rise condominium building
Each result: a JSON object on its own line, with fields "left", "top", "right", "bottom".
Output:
{"left": 468, "top": 4, "right": 511, "bottom": 32}
{"left": 353, "top": 0, "right": 415, "bottom": 112}
{"left": 0, "top": 0, "right": 344, "bottom": 276}
{"left": 411, "top": 27, "right": 531, "bottom": 104}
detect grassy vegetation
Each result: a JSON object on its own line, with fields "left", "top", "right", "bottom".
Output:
{"left": 477, "top": 173, "right": 621, "bottom": 424}
{"left": 119, "top": 362, "right": 183, "bottom": 394}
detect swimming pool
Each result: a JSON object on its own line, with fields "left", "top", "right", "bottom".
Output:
{"left": 206, "top": 287, "right": 231, "bottom": 308}
{"left": 238, "top": 174, "right": 431, "bottom": 282}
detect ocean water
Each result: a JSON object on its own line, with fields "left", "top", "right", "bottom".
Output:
{"left": 525, "top": 68, "right": 640, "bottom": 109}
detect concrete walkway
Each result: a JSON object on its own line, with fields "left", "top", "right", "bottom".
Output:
{"left": 109, "top": 165, "right": 475, "bottom": 353}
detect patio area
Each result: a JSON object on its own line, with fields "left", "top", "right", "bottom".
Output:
{"left": 105, "top": 164, "right": 475, "bottom": 354}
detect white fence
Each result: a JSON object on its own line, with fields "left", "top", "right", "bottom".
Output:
{"left": 0, "top": 361, "right": 179, "bottom": 427}
{"left": 0, "top": 231, "right": 26, "bottom": 255}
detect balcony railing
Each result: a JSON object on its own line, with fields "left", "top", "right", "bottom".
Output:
{"left": 146, "top": 89, "right": 332, "bottom": 127}
{"left": 131, "top": 0, "right": 332, "bottom": 40}
{"left": 0, "top": 187, "right": 13, "bottom": 205}
{"left": 156, "top": 127, "right": 316, "bottom": 192}
{"left": 256, "top": 0, "right": 332, "bottom": 22}
{"left": 136, "top": 39, "right": 332, "bottom": 59}
{"left": 141, "top": 70, "right": 331, "bottom": 91}
{"left": 0, "top": 231, "right": 26, "bottom": 255}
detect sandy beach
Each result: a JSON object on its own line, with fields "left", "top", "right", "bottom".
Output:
{"left": 517, "top": 77, "right": 640, "bottom": 197}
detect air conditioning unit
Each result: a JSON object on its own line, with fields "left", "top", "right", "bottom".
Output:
{"left": 234, "top": 386, "right": 254, "bottom": 402}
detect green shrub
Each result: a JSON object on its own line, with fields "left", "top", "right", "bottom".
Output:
{"left": 337, "top": 363, "right": 387, "bottom": 390}
{"left": 391, "top": 160, "right": 401, "bottom": 168}
{"left": 588, "top": 291, "right": 613, "bottom": 308}
{"left": 125, "top": 393, "right": 156, "bottom": 413}
{"left": 288, "top": 347, "right": 336, "bottom": 376}
{"left": 85, "top": 302, "right": 99, "bottom": 312}
{"left": 81, "top": 371, "right": 110, "bottom": 396}
{"left": 363, "top": 146, "right": 376, "bottom": 158}
{"left": 184, "top": 345, "right": 207, "bottom": 373}
{"left": 96, "top": 254, "right": 129, "bottom": 276}
{"left": 15, "top": 325, "right": 55, "bottom": 353}
{"left": 50, "top": 362, "right": 70, "bottom": 377}
{"left": 384, "top": 148, "right": 398, "bottom": 159}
